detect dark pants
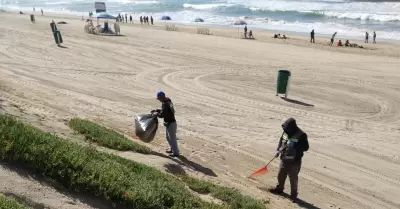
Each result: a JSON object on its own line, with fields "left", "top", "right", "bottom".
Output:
{"left": 276, "top": 160, "right": 302, "bottom": 197}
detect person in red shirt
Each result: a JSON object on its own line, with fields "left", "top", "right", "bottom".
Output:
{"left": 337, "top": 40, "right": 343, "bottom": 47}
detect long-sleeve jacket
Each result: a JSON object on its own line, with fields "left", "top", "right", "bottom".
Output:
{"left": 155, "top": 98, "right": 176, "bottom": 126}
{"left": 277, "top": 118, "right": 309, "bottom": 162}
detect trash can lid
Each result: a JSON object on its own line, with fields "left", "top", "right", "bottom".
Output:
{"left": 278, "top": 70, "right": 291, "bottom": 75}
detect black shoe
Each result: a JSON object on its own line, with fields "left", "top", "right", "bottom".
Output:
{"left": 166, "top": 149, "right": 173, "bottom": 154}
{"left": 168, "top": 153, "right": 180, "bottom": 158}
{"left": 268, "top": 187, "right": 283, "bottom": 194}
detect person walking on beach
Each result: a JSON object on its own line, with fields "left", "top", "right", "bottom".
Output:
{"left": 41, "top": 9, "right": 43, "bottom": 16}
{"left": 269, "top": 118, "right": 309, "bottom": 203}
{"left": 125, "top": 14, "right": 128, "bottom": 24}
{"left": 140, "top": 16, "right": 143, "bottom": 25}
{"left": 365, "top": 32, "right": 369, "bottom": 43}
{"left": 130, "top": 15, "right": 133, "bottom": 23}
{"left": 310, "top": 29, "right": 315, "bottom": 43}
{"left": 151, "top": 16, "right": 154, "bottom": 25}
{"left": 330, "top": 32, "right": 337, "bottom": 46}
{"left": 151, "top": 91, "right": 180, "bottom": 157}
{"left": 373, "top": 31, "right": 376, "bottom": 44}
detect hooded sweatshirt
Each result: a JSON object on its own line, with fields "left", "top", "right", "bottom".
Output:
{"left": 155, "top": 98, "right": 176, "bottom": 126}
{"left": 277, "top": 118, "right": 309, "bottom": 162}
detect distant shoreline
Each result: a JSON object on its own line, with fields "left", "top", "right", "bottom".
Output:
{"left": 3, "top": 7, "right": 400, "bottom": 46}
{"left": 2, "top": 8, "right": 400, "bottom": 55}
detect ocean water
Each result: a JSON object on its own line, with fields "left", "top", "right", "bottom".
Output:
{"left": 1, "top": 0, "right": 400, "bottom": 41}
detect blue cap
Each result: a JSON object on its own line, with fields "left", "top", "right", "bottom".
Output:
{"left": 156, "top": 91, "right": 165, "bottom": 98}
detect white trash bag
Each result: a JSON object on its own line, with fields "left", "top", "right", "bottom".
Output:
{"left": 134, "top": 114, "right": 158, "bottom": 143}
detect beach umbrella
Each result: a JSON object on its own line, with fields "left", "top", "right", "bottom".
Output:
{"left": 194, "top": 17, "right": 204, "bottom": 22}
{"left": 233, "top": 19, "right": 247, "bottom": 38}
{"left": 233, "top": 19, "right": 247, "bottom": 25}
{"left": 194, "top": 17, "right": 204, "bottom": 30}
{"left": 96, "top": 12, "right": 117, "bottom": 19}
{"left": 161, "top": 15, "right": 171, "bottom": 20}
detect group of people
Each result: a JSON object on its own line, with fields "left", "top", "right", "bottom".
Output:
{"left": 117, "top": 13, "right": 130, "bottom": 23}
{"left": 365, "top": 31, "right": 377, "bottom": 44}
{"left": 140, "top": 16, "right": 153, "bottom": 25}
{"left": 114, "top": 14, "right": 153, "bottom": 25}
{"left": 87, "top": 11, "right": 155, "bottom": 26}
{"left": 330, "top": 32, "right": 365, "bottom": 48}
{"left": 243, "top": 26, "right": 255, "bottom": 39}
{"left": 152, "top": 91, "right": 309, "bottom": 204}
{"left": 337, "top": 40, "right": 363, "bottom": 48}
{"left": 273, "top": 34, "right": 287, "bottom": 39}
{"left": 311, "top": 30, "right": 377, "bottom": 45}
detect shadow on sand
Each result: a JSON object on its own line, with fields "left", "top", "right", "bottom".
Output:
{"left": 280, "top": 97, "right": 314, "bottom": 107}
{"left": 258, "top": 186, "right": 321, "bottom": 209}
{"left": 163, "top": 163, "right": 187, "bottom": 175}
{"left": 152, "top": 151, "right": 217, "bottom": 177}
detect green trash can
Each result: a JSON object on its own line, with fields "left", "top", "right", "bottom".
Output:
{"left": 53, "top": 31, "right": 63, "bottom": 45}
{"left": 30, "top": 14, "right": 35, "bottom": 23}
{"left": 50, "top": 22, "right": 58, "bottom": 33}
{"left": 276, "top": 70, "right": 291, "bottom": 98}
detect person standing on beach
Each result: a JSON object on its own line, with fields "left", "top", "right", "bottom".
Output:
{"left": 244, "top": 25, "right": 248, "bottom": 38}
{"left": 125, "top": 14, "right": 128, "bottom": 24}
{"left": 140, "top": 16, "right": 143, "bottom": 25}
{"left": 269, "top": 118, "right": 309, "bottom": 203}
{"left": 151, "top": 91, "right": 180, "bottom": 157}
{"left": 151, "top": 16, "right": 154, "bottom": 25}
{"left": 310, "top": 29, "right": 315, "bottom": 43}
{"left": 41, "top": 9, "right": 43, "bottom": 16}
{"left": 330, "top": 32, "right": 337, "bottom": 46}
{"left": 373, "top": 31, "right": 376, "bottom": 44}
{"left": 365, "top": 32, "right": 369, "bottom": 43}
{"left": 130, "top": 15, "right": 133, "bottom": 23}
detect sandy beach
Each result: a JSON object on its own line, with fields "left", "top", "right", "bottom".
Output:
{"left": 1, "top": 11, "right": 400, "bottom": 209}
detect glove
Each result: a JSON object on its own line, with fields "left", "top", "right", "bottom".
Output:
{"left": 274, "top": 151, "right": 280, "bottom": 158}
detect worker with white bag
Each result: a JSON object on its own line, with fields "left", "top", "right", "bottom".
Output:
{"left": 151, "top": 91, "right": 180, "bottom": 157}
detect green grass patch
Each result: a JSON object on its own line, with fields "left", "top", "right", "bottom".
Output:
{"left": 0, "top": 115, "right": 267, "bottom": 208}
{"left": 0, "top": 194, "right": 30, "bottom": 209}
{"left": 0, "top": 115, "right": 218, "bottom": 208}
{"left": 68, "top": 118, "right": 151, "bottom": 154}
{"left": 180, "top": 175, "right": 267, "bottom": 209}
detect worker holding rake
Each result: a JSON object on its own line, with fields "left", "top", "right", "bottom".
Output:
{"left": 269, "top": 118, "right": 309, "bottom": 203}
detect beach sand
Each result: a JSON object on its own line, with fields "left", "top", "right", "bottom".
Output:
{"left": 1, "top": 11, "right": 400, "bottom": 209}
